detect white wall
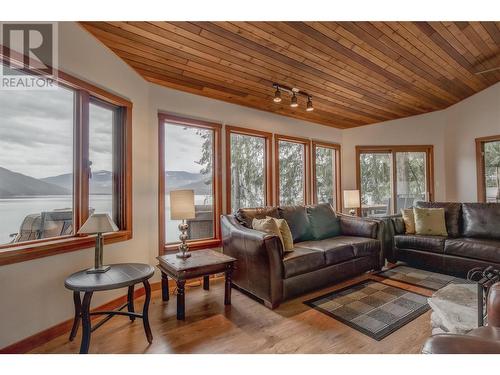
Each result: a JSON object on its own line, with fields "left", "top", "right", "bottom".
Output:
{"left": 0, "top": 22, "right": 341, "bottom": 349}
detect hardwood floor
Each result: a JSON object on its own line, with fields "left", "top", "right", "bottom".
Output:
{"left": 30, "top": 272, "right": 433, "bottom": 354}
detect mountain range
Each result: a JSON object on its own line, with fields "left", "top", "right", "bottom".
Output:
{"left": 0, "top": 167, "right": 211, "bottom": 198}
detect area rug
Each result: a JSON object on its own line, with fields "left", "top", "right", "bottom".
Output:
{"left": 376, "top": 265, "right": 467, "bottom": 290}
{"left": 304, "top": 279, "right": 430, "bottom": 341}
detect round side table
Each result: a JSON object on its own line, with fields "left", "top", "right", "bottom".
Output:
{"left": 64, "top": 263, "right": 154, "bottom": 354}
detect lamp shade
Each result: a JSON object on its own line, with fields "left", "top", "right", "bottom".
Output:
{"left": 170, "top": 189, "right": 196, "bottom": 220}
{"left": 78, "top": 213, "right": 119, "bottom": 234}
{"left": 343, "top": 190, "right": 361, "bottom": 209}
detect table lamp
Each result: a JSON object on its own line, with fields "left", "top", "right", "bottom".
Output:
{"left": 78, "top": 213, "right": 119, "bottom": 274}
{"left": 170, "top": 189, "right": 196, "bottom": 259}
{"left": 343, "top": 190, "right": 361, "bottom": 216}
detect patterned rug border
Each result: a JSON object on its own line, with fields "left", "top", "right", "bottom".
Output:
{"left": 374, "top": 264, "right": 461, "bottom": 291}
{"left": 303, "top": 279, "right": 430, "bottom": 341}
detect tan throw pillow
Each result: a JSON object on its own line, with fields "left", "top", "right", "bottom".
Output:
{"left": 413, "top": 207, "right": 448, "bottom": 237}
{"left": 401, "top": 208, "right": 416, "bottom": 234}
{"left": 252, "top": 217, "right": 284, "bottom": 249}
{"left": 267, "top": 216, "right": 294, "bottom": 252}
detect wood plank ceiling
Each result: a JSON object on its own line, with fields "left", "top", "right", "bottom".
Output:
{"left": 80, "top": 22, "right": 500, "bottom": 129}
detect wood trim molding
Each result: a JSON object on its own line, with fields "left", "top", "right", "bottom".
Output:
{"left": 274, "top": 134, "right": 312, "bottom": 206}
{"left": 311, "top": 140, "right": 342, "bottom": 211}
{"left": 476, "top": 135, "right": 500, "bottom": 203}
{"left": 0, "top": 231, "right": 132, "bottom": 266}
{"left": 225, "top": 125, "right": 273, "bottom": 213}
{"left": 355, "top": 145, "right": 435, "bottom": 216}
{"left": 158, "top": 113, "right": 223, "bottom": 256}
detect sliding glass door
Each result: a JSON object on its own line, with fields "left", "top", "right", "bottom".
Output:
{"left": 359, "top": 152, "right": 392, "bottom": 217}
{"left": 357, "top": 146, "right": 433, "bottom": 217}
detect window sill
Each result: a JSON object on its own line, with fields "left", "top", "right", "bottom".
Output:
{"left": 0, "top": 231, "right": 132, "bottom": 266}
{"left": 162, "top": 238, "right": 221, "bottom": 254}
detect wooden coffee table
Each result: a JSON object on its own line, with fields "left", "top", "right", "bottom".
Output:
{"left": 157, "top": 249, "right": 236, "bottom": 320}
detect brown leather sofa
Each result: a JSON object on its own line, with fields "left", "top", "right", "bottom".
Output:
{"left": 221, "top": 203, "right": 383, "bottom": 309}
{"left": 385, "top": 202, "right": 500, "bottom": 276}
{"left": 422, "top": 282, "right": 500, "bottom": 354}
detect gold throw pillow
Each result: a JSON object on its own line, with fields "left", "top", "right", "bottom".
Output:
{"left": 413, "top": 207, "right": 448, "bottom": 237}
{"left": 252, "top": 217, "right": 284, "bottom": 250}
{"left": 401, "top": 208, "right": 416, "bottom": 234}
{"left": 267, "top": 216, "right": 294, "bottom": 252}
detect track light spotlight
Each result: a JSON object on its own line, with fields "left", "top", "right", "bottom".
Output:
{"left": 306, "top": 97, "right": 314, "bottom": 111}
{"left": 273, "top": 87, "right": 282, "bottom": 103}
{"left": 290, "top": 93, "right": 298, "bottom": 108}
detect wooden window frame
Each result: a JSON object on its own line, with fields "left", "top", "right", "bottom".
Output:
{"left": 274, "top": 134, "right": 312, "bottom": 206}
{"left": 312, "top": 141, "right": 342, "bottom": 211}
{"left": 225, "top": 125, "right": 273, "bottom": 213}
{"left": 0, "top": 49, "right": 133, "bottom": 266}
{"left": 158, "top": 113, "right": 222, "bottom": 255}
{"left": 355, "top": 145, "right": 434, "bottom": 216}
{"left": 476, "top": 135, "right": 500, "bottom": 203}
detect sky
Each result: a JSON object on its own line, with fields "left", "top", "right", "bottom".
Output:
{"left": 164, "top": 123, "right": 208, "bottom": 174}
{"left": 0, "top": 86, "right": 113, "bottom": 179}
{"left": 0, "top": 85, "right": 209, "bottom": 180}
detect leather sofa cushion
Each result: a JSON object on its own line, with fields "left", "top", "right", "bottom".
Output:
{"left": 279, "top": 205, "right": 313, "bottom": 242}
{"left": 282, "top": 247, "right": 325, "bottom": 278}
{"left": 236, "top": 207, "right": 279, "bottom": 228}
{"left": 294, "top": 236, "right": 379, "bottom": 266}
{"left": 295, "top": 238, "right": 354, "bottom": 265}
{"left": 306, "top": 203, "right": 341, "bottom": 240}
{"left": 462, "top": 203, "right": 500, "bottom": 240}
{"left": 416, "top": 201, "right": 462, "bottom": 238}
{"left": 445, "top": 238, "right": 500, "bottom": 263}
{"left": 335, "top": 236, "right": 380, "bottom": 258}
{"left": 394, "top": 234, "right": 446, "bottom": 254}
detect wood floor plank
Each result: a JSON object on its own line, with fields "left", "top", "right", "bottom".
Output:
{"left": 30, "top": 274, "right": 433, "bottom": 354}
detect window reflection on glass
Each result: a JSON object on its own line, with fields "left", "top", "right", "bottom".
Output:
{"left": 89, "top": 102, "right": 115, "bottom": 222}
{"left": 279, "top": 140, "right": 305, "bottom": 206}
{"left": 315, "top": 146, "right": 336, "bottom": 209}
{"left": 395, "top": 151, "right": 426, "bottom": 212}
{"left": 230, "top": 133, "right": 265, "bottom": 211}
{"left": 484, "top": 141, "right": 500, "bottom": 203}
{"left": 164, "top": 123, "right": 214, "bottom": 244}
{"left": 0, "top": 87, "right": 74, "bottom": 245}
{"left": 360, "top": 153, "right": 392, "bottom": 217}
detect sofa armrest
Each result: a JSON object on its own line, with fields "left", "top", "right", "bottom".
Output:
{"left": 221, "top": 215, "right": 284, "bottom": 307}
{"left": 339, "top": 214, "right": 383, "bottom": 269}
{"left": 339, "top": 214, "right": 378, "bottom": 239}
{"left": 422, "top": 334, "right": 500, "bottom": 354}
{"left": 371, "top": 214, "right": 404, "bottom": 264}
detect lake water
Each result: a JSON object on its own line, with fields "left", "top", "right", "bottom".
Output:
{"left": 0, "top": 195, "right": 112, "bottom": 245}
{"left": 0, "top": 194, "right": 213, "bottom": 246}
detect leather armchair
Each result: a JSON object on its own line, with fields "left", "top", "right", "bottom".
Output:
{"left": 422, "top": 282, "right": 500, "bottom": 354}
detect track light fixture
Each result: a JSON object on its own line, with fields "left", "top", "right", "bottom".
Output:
{"left": 273, "top": 87, "right": 282, "bottom": 102}
{"left": 306, "top": 96, "right": 314, "bottom": 112}
{"left": 272, "top": 83, "right": 313, "bottom": 112}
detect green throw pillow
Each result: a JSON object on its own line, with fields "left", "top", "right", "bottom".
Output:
{"left": 413, "top": 207, "right": 448, "bottom": 237}
{"left": 307, "top": 203, "right": 341, "bottom": 240}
